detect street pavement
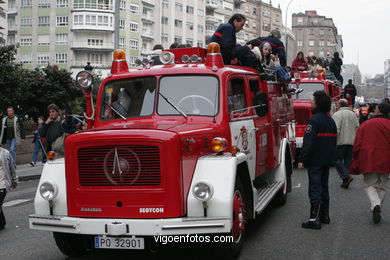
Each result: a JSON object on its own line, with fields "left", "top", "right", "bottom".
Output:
{"left": 2, "top": 167, "right": 390, "bottom": 259}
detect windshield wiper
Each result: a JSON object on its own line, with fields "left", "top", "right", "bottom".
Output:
{"left": 159, "top": 92, "right": 187, "bottom": 118}
{"left": 109, "top": 105, "right": 127, "bottom": 120}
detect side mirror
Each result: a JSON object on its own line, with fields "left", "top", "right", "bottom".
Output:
{"left": 253, "top": 92, "right": 268, "bottom": 117}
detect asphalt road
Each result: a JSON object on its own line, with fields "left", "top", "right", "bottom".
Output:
{"left": 1, "top": 167, "right": 390, "bottom": 260}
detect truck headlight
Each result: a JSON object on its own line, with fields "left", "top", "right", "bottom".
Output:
{"left": 39, "top": 182, "right": 58, "bottom": 201}
{"left": 193, "top": 181, "right": 214, "bottom": 201}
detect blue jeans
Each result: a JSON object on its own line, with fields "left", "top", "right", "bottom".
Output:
{"left": 334, "top": 145, "right": 353, "bottom": 180}
{"left": 308, "top": 166, "right": 330, "bottom": 204}
{"left": 6, "top": 138, "right": 16, "bottom": 167}
{"left": 0, "top": 189, "right": 6, "bottom": 227}
{"left": 31, "top": 139, "right": 46, "bottom": 164}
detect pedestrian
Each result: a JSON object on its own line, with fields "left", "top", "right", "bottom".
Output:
{"left": 30, "top": 116, "right": 46, "bottom": 166}
{"left": 0, "top": 146, "right": 17, "bottom": 231}
{"left": 329, "top": 52, "right": 343, "bottom": 86}
{"left": 358, "top": 102, "right": 370, "bottom": 124}
{"left": 41, "top": 104, "right": 64, "bottom": 153}
{"left": 350, "top": 103, "right": 390, "bottom": 224}
{"left": 0, "top": 106, "right": 26, "bottom": 168}
{"left": 247, "top": 29, "right": 287, "bottom": 67}
{"left": 150, "top": 44, "right": 164, "bottom": 65}
{"left": 298, "top": 90, "right": 337, "bottom": 230}
{"left": 344, "top": 79, "right": 357, "bottom": 107}
{"left": 332, "top": 99, "right": 359, "bottom": 189}
{"left": 383, "top": 98, "right": 390, "bottom": 104}
{"left": 169, "top": 42, "right": 179, "bottom": 49}
{"left": 292, "top": 51, "right": 308, "bottom": 72}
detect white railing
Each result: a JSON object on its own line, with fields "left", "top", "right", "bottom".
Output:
{"left": 71, "top": 41, "right": 114, "bottom": 49}
{"left": 73, "top": 3, "right": 113, "bottom": 11}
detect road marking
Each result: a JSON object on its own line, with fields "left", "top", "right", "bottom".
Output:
{"left": 3, "top": 199, "right": 32, "bottom": 207}
{"left": 292, "top": 183, "right": 302, "bottom": 189}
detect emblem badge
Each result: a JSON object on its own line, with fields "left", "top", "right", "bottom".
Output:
{"left": 305, "top": 124, "right": 312, "bottom": 133}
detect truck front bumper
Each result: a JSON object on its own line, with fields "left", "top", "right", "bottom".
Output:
{"left": 29, "top": 214, "right": 231, "bottom": 236}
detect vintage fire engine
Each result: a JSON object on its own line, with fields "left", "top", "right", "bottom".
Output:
{"left": 29, "top": 43, "right": 296, "bottom": 259}
{"left": 290, "top": 72, "right": 342, "bottom": 151}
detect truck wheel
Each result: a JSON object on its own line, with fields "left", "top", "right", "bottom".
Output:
{"left": 273, "top": 153, "right": 291, "bottom": 207}
{"left": 215, "top": 178, "right": 246, "bottom": 259}
{"left": 53, "top": 232, "right": 88, "bottom": 257}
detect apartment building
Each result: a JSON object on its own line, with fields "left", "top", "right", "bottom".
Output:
{"left": 0, "top": 0, "right": 7, "bottom": 46}
{"left": 292, "top": 10, "right": 343, "bottom": 59}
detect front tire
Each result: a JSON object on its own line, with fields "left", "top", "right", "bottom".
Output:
{"left": 53, "top": 232, "right": 89, "bottom": 257}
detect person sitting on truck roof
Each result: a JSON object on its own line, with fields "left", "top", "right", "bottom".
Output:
{"left": 150, "top": 44, "right": 164, "bottom": 65}
{"left": 330, "top": 52, "right": 343, "bottom": 86}
{"left": 292, "top": 51, "right": 308, "bottom": 72}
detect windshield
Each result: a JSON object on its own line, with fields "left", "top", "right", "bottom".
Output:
{"left": 158, "top": 76, "right": 219, "bottom": 116}
{"left": 292, "top": 82, "right": 325, "bottom": 100}
{"left": 100, "top": 77, "right": 156, "bottom": 120}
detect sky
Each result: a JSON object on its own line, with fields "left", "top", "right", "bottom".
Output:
{"left": 277, "top": 0, "right": 390, "bottom": 77}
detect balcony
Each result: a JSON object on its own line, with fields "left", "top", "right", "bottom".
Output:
{"left": 141, "top": 30, "right": 154, "bottom": 41}
{"left": 141, "top": 15, "right": 154, "bottom": 24}
{"left": 205, "top": 15, "right": 219, "bottom": 25}
{"left": 71, "top": 41, "right": 114, "bottom": 51}
{"left": 141, "top": 0, "right": 154, "bottom": 7}
{"left": 73, "top": 3, "right": 113, "bottom": 12}
{"left": 72, "top": 23, "right": 114, "bottom": 32}
{"left": 71, "top": 60, "right": 112, "bottom": 68}
{"left": 206, "top": 0, "right": 218, "bottom": 10}
{"left": 7, "top": 8, "right": 17, "bottom": 15}
{"left": 205, "top": 29, "right": 215, "bottom": 37}
{"left": 8, "top": 25, "right": 17, "bottom": 32}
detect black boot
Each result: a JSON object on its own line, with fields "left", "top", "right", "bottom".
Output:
{"left": 320, "top": 201, "right": 330, "bottom": 224}
{"left": 302, "top": 204, "right": 321, "bottom": 230}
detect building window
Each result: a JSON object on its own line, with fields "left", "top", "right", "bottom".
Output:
{"left": 198, "top": 9, "right": 203, "bottom": 16}
{"left": 88, "top": 39, "right": 103, "bottom": 46}
{"left": 253, "top": 8, "right": 256, "bottom": 15}
{"left": 21, "top": 17, "right": 32, "bottom": 27}
{"left": 327, "top": 41, "right": 332, "bottom": 46}
{"left": 262, "top": 23, "right": 270, "bottom": 31}
{"left": 38, "top": 53, "right": 50, "bottom": 64}
{"left": 297, "top": 17, "right": 303, "bottom": 24}
{"left": 174, "top": 19, "right": 182, "bottom": 28}
{"left": 119, "top": 19, "right": 125, "bottom": 29}
{"left": 161, "top": 17, "right": 168, "bottom": 25}
{"left": 97, "top": 15, "right": 109, "bottom": 26}
{"left": 161, "top": 33, "right": 168, "bottom": 43}
{"left": 55, "top": 53, "right": 68, "bottom": 64}
{"left": 308, "top": 52, "right": 314, "bottom": 56}
{"left": 312, "top": 19, "right": 318, "bottom": 24}
{"left": 309, "top": 40, "right": 315, "bottom": 46}
{"left": 57, "top": 0, "right": 68, "bottom": 8}
{"left": 20, "top": 37, "right": 32, "bottom": 46}
{"left": 128, "top": 56, "right": 137, "bottom": 66}
{"left": 74, "top": 14, "right": 83, "bottom": 25}
{"left": 38, "top": 16, "right": 50, "bottom": 27}
{"left": 186, "top": 22, "right": 193, "bottom": 30}
{"left": 175, "top": 2, "right": 183, "bottom": 12}
{"left": 186, "top": 6, "right": 194, "bottom": 14}
{"left": 130, "top": 39, "right": 138, "bottom": 49}
{"left": 119, "top": 37, "right": 125, "bottom": 48}
{"left": 186, "top": 39, "right": 193, "bottom": 46}
{"left": 21, "top": 53, "right": 32, "bottom": 64}
{"left": 21, "top": 0, "right": 32, "bottom": 8}
{"left": 7, "top": 35, "right": 15, "bottom": 45}
{"left": 197, "top": 41, "right": 203, "bottom": 48}
{"left": 319, "top": 40, "right": 325, "bottom": 46}
{"left": 56, "top": 16, "right": 69, "bottom": 26}
{"left": 319, "top": 29, "right": 324, "bottom": 35}
{"left": 198, "top": 25, "right": 203, "bottom": 33}
{"left": 162, "top": 0, "right": 169, "bottom": 8}
{"left": 56, "top": 34, "right": 68, "bottom": 45}
{"left": 263, "top": 10, "right": 270, "bottom": 17}
{"left": 120, "top": 0, "right": 125, "bottom": 10}
{"left": 130, "top": 4, "right": 139, "bottom": 14}
{"left": 297, "top": 41, "right": 303, "bottom": 47}
{"left": 319, "top": 51, "right": 325, "bottom": 57}
{"left": 130, "top": 22, "right": 138, "bottom": 32}
{"left": 38, "top": 0, "right": 50, "bottom": 8}
{"left": 88, "top": 53, "right": 103, "bottom": 64}
{"left": 38, "top": 35, "right": 50, "bottom": 45}
{"left": 174, "top": 36, "right": 182, "bottom": 44}
{"left": 85, "top": 15, "right": 97, "bottom": 25}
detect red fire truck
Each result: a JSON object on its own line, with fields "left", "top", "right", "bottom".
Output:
{"left": 29, "top": 43, "right": 296, "bottom": 259}
{"left": 290, "top": 72, "right": 342, "bottom": 152}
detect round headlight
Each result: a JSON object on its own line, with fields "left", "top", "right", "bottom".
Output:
{"left": 76, "top": 71, "right": 93, "bottom": 90}
{"left": 193, "top": 181, "right": 214, "bottom": 201}
{"left": 210, "top": 137, "right": 227, "bottom": 153}
{"left": 39, "top": 182, "right": 58, "bottom": 201}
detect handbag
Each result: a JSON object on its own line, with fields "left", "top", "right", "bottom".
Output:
{"left": 52, "top": 133, "right": 65, "bottom": 155}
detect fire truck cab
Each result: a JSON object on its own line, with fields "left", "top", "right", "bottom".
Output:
{"left": 29, "top": 43, "right": 296, "bottom": 259}
{"left": 290, "top": 72, "right": 341, "bottom": 151}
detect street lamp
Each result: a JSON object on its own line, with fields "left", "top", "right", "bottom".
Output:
{"left": 284, "top": 0, "right": 294, "bottom": 64}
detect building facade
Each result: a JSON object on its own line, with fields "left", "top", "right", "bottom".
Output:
{"left": 385, "top": 59, "right": 390, "bottom": 98}
{"left": 292, "top": 10, "right": 343, "bottom": 59}
{"left": 0, "top": 0, "right": 7, "bottom": 46}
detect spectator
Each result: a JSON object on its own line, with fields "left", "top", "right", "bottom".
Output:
{"left": 344, "top": 79, "right": 357, "bottom": 107}
{"left": 0, "top": 106, "right": 25, "bottom": 167}
{"left": 247, "top": 29, "right": 287, "bottom": 67}
{"left": 329, "top": 52, "right": 343, "bottom": 85}
{"left": 332, "top": 99, "right": 359, "bottom": 189}
{"left": 41, "top": 104, "right": 64, "bottom": 153}
{"left": 367, "top": 103, "right": 378, "bottom": 119}
{"left": 0, "top": 146, "right": 17, "bottom": 231}
{"left": 358, "top": 103, "right": 370, "bottom": 124}
{"left": 383, "top": 98, "right": 390, "bottom": 104}
{"left": 169, "top": 42, "right": 179, "bottom": 49}
{"left": 30, "top": 116, "right": 46, "bottom": 166}
{"left": 350, "top": 103, "right": 390, "bottom": 223}
{"left": 292, "top": 52, "right": 308, "bottom": 72}
{"left": 298, "top": 91, "right": 337, "bottom": 230}
{"left": 151, "top": 44, "right": 164, "bottom": 65}
{"left": 260, "top": 42, "right": 272, "bottom": 68}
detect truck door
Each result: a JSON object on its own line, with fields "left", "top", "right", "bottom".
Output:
{"left": 248, "top": 76, "right": 269, "bottom": 176}
{"left": 228, "top": 76, "right": 257, "bottom": 179}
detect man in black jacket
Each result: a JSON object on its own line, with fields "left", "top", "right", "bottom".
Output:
{"left": 344, "top": 79, "right": 357, "bottom": 107}
{"left": 298, "top": 91, "right": 337, "bottom": 230}
{"left": 41, "top": 104, "right": 63, "bottom": 152}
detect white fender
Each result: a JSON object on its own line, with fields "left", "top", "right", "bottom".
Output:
{"left": 34, "top": 158, "right": 68, "bottom": 215}
{"left": 187, "top": 153, "right": 247, "bottom": 217}
{"left": 276, "top": 138, "right": 290, "bottom": 183}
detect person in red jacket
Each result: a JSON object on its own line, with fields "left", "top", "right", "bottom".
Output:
{"left": 292, "top": 51, "right": 308, "bottom": 72}
{"left": 350, "top": 103, "right": 390, "bottom": 224}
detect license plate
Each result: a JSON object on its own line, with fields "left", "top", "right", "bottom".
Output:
{"left": 95, "top": 236, "right": 144, "bottom": 249}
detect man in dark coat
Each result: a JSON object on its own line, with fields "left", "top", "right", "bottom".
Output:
{"left": 330, "top": 52, "right": 343, "bottom": 85}
{"left": 247, "top": 29, "right": 286, "bottom": 67}
{"left": 344, "top": 79, "right": 357, "bottom": 107}
{"left": 350, "top": 103, "right": 390, "bottom": 224}
{"left": 298, "top": 90, "right": 337, "bottom": 230}
{"left": 40, "top": 104, "right": 63, "bottom": 152}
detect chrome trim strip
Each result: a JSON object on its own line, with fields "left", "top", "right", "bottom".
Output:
{"left": 162, "top": 223, "right": 225, "bottom": 230}
{"left": 31, "top": 222, "right": 77, "bottom": 229}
